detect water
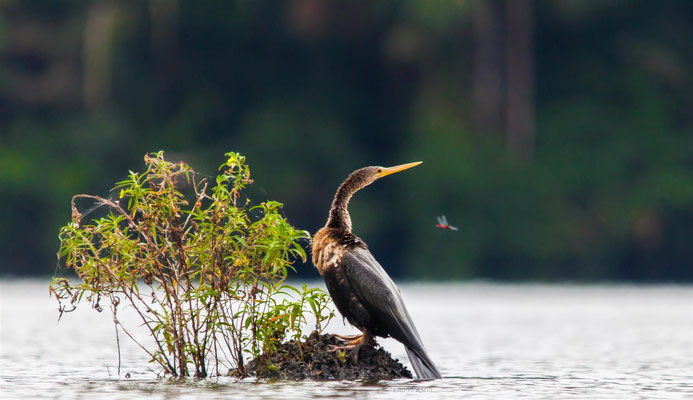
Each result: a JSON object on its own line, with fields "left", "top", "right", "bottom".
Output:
{"left": 1, "top": 279, "right": 691, "bottom": 399}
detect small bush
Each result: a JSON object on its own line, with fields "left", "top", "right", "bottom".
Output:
{"left": 50, "top": 151, "right": 334, "bottom": 378}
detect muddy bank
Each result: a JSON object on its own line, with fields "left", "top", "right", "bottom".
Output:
{"left": 237, "top": 332, "right": 412, "bottom": 380}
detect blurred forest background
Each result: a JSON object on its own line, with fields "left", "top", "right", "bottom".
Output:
{"left": 1, "top": 1, "right": 691, "bottom": 281}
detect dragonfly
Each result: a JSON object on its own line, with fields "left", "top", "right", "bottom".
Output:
{"left": 435, "top": 215, "right": 458, "bottom": 231}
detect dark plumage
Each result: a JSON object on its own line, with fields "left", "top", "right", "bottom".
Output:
{"left": 312, "top": 163, "right": 442, "bottom": 379}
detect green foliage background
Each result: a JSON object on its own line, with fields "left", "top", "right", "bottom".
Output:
{"left": 1, "top": 1, "right": 692, "bottom": 281}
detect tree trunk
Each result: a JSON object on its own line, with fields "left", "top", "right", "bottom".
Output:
{"left": 505, "top": 0, "right": 535, "bottom": 161}
{"left": 472, "top": 0, "right": 505, "bottom": 136}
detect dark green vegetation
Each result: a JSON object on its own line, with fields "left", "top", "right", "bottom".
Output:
{"left": 50, "top": 152, "right": 334, "bottom": 377}
{"left": 2, "top": 1, "right": 692, "bottom": 281}
{"left": 246, "top": 332, "right": 412, "bottom": 380}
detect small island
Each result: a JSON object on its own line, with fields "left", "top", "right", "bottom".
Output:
{"left": 244, "top": 332, "right": 411, "bottom": 380}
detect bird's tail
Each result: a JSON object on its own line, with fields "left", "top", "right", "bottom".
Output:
{"left": 405, "top": 345, "right": 442, "bottom": 379}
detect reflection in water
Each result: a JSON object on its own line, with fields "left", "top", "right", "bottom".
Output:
{"left": 1, "top": 280, "right": 691, "bottom": 399}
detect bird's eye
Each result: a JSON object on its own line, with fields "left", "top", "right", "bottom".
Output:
{"left": 377, "top": 168, "right": 382, "bottom": 173}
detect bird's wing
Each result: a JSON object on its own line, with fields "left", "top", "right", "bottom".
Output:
{"left": 341, "top": 247, "right": 423, "bottom": 347}
{"left": 340, "top": 246, "right": 441, "bottom": 378}
{"left": 436, "top": 215, "right": 444, "bottom": 225}
{"left": 340, "top": 247, "right": 419, "bottom": 343}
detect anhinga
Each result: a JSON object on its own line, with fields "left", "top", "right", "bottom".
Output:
{"left": 312, "top": 162, "right": 442, "bottom": 379}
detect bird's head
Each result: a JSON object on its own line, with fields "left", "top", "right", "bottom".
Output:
{"left": 327, "top": 161, "right": 422, "bottom": 230}
{"left": 347, "top": 161, "right": 423, "bottom": 190}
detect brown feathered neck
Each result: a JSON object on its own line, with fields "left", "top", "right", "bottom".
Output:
{"left": 326, "top": 168, "right": 375, "bottom": 232}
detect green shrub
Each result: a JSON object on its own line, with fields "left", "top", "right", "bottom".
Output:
{"left": 50, "top": 151, "right": 334, "bottom": 378}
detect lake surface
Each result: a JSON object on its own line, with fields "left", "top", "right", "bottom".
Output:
{"left": 1, "top": 279, "right": 691, "bottom": 399}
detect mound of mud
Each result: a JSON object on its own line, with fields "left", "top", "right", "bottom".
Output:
{"left": 240, "top": 332, "right": 412, "bottom": 380}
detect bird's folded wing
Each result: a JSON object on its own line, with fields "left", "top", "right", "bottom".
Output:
{"left": 340, "top": 246, "right": 426, "bottom": 351}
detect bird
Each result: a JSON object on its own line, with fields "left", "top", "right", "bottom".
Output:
{"left": 311, "top": 162, "right": 442, "bottom": 379}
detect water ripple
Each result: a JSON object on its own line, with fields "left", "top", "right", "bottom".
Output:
{"left": 2, "top": 280, "right": 692, "bottom": 399}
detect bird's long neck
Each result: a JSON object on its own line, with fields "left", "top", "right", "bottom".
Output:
{"left": 326, "top": 174, "right": 365, "bottom": 232}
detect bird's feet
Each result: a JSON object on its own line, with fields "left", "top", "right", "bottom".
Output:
{"left": 331, "top": 333, "right": 363, "bottom": 342}
{"left": 327, "top": 336, "right": 363, "bottom": 351}
{"left": 327, "top": 331, "right": 376, "bottom": 363}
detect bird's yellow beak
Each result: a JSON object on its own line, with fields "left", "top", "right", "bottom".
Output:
{"left": 376, "top": 161, "right": 423, "bottom": 179}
